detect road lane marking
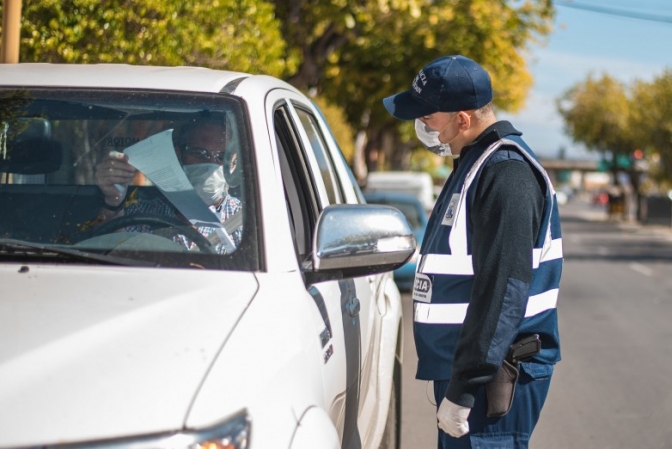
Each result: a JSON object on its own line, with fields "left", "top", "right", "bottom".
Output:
{"left": 629, "top": 263, "right": 653, "bottom": 277}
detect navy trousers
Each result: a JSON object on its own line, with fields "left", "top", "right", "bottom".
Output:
{"left": 434, "top": 363, "right": 554, "bottom": 449}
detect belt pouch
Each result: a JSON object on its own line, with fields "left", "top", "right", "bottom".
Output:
{"left": 485, "top": 359, "right": 519, "bottom": 417}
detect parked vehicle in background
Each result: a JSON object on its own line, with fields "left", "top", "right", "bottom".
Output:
{"left": 364, "top": 192, "right": 428, "bottom": 291}
{"left": 0, "top": 64, "right": 415, "bottom": 449}
{"left": 364, "top": 171, "right": 435, "bottom": 212}
{"left": 556, "top": 190, "right": 568, "bottom": 205}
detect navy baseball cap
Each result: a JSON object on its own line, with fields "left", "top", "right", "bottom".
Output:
{"left": 383, "top": 55, "right": 493, "bottom": 120}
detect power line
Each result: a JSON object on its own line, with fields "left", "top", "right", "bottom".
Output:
{"left": 554, "top": 1, "right": 672, "bottom": 24}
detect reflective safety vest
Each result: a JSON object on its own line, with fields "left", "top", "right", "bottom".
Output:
{"left": 412, "top": 136, "right": 563, "bottom": 380}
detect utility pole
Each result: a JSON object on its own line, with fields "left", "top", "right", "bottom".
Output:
{"left": 1, "top": 0, "right": 22, "bottom": 63}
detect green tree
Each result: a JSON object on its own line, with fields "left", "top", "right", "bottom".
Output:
{"left": 556, "top": 73, "right": 645, "bottom": 215}
{"left": 312, "top": 95, "right": 355, "bottom": 163}
{"left": 7, "top": 0, "right": 555, "bottom": 181}
{"left": 7, "top": 0, "right": 296, "bottom": 77}
{"left": 272, "top": 0, "right": 555, "bottom": 177}
{"left": 556, "top": 74, "right": 635, "bottom": 160}
{"left": 630, "top": 70, "right": 672, "bottom": 185}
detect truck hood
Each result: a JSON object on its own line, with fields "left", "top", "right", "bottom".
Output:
{"left": 0, "top": 264, "right": 258, "bottom": 447}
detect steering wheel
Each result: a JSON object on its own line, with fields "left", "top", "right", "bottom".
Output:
{"left": 93, "top": 213, "right": 215, "bottom": 254}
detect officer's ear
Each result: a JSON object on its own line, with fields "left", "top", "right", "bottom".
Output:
{"left": 456, "top": 111, "right": 472, "bottom": 131}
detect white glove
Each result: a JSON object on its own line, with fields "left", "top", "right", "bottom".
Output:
{"left": 437, "top": 397, "right": 471, "bottom": 438}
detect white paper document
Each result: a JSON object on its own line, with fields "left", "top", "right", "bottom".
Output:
{"left": 122, "top": 129, "right": 236, "bottom": 253}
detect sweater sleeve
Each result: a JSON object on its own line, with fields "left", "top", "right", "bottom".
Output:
{"left": 444, "top": 153, "right": 544, "bottom": 407}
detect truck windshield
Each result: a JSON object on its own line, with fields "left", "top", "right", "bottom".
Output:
{"left": 0, "top": 88, "right": 259, "bottom": 270}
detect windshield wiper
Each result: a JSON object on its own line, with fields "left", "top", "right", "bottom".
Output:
{"left": 0, "top": 239, "right": 156, "bottom": 266}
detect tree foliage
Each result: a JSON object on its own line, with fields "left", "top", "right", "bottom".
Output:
{"left": 5, "top": 0, "right": 556, "bottom": 176}
{"left": 557, "top": 71, "right": 672, "bottom": 188}
{"left": 312, "top": 95, "right": 355, "bottom": 163}
{"left": 273, "top": 0, "right": 553, "bottom": 116}
{"left": 272, "top": 0, "right": 555, "bottom": 172}
{"left": 630, "top": 71, "right": 672, "bottom": 183}
{"left": 556, "top": 74, "right": 635, "bottom": 156}
{"left": 10, "top": 0, "right": 296, "bottom": 77}
{"left": 328, "top": 0, "right": 553, "bottom": 128}
{"left": 556, "top": 73, "right": 643, "bottom": 200}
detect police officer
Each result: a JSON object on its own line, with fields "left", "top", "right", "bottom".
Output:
{"left": 383, "top": 55, "right": 563, "bottom": 448}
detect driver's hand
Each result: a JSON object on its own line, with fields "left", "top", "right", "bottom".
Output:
{"left": 95, "top": 151, "right": 136, "bottom": 207}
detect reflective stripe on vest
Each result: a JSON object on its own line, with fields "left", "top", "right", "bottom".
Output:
{"left": 414, "top": 138, "right": 561, "bottom": 323}
{"left": 414, "top": 288, "right": 559, "bottom": 324}
{"left": 419, "top": 237, "right": 563, "bottom": 275}
{"left": 440, "top": 138, "right": 559, "bottom": 270}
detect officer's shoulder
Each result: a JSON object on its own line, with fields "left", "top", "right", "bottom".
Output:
{"left": 484, "top": 145, "right": 529, "bottom": 168}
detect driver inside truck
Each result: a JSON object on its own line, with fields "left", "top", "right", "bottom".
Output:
{"left": 94, "top": 116, "right": 243, "bottom": 252}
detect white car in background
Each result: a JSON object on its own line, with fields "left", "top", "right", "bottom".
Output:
{"left": 0, "top": 64, "right": 415, "bottom": 449}
{"left": 365, "top": 171, "right": 435, "bottom": 213}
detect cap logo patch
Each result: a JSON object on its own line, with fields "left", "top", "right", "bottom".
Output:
{"left": 412, "top": 70, "right": 428, "bottom": 94}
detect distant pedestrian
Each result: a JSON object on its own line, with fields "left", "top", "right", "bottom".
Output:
{"left": 383, "top": 55, "right": 564, "bottom": 448}
{"left": 607, "top": 184, "right": 625, "bottom": 220}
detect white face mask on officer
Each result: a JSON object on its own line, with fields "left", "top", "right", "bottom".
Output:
{"left": 414, "top": 117, "right": 460, "bottom": 158}
{"left": 183, "top": 163, "right": 227, "bottom": 205}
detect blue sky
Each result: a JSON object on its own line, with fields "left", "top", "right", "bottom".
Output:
{"left": 498, "top": 0, "right": 672, "bottom": 160}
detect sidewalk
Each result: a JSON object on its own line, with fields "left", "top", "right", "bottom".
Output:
{"left": 560, "top": 198, "right": 672, "bottom": 240}
{"left": 559, "top": 197, "right": 613, "bottom": 223}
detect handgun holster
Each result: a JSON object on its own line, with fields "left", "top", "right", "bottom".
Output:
{"left": 485, "top": 359, "right": 519, "bottom": 417}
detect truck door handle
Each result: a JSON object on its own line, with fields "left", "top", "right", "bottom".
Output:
{"left": 346, "top": 297, "right": 360, "bottom": 317}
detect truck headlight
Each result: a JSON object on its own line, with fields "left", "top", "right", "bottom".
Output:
{"left": 48, "top": 411, "right": 250, "bottom": 449}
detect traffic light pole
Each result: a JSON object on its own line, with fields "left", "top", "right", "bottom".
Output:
{"left": 1, "top": 0, "right": 22, "bottom": 63}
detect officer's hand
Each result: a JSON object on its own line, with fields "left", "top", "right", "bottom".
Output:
{"left": 437, "top": 398, "right": 470, "bottom": 438}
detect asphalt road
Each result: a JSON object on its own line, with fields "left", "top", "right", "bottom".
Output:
{"left": 399, "top": 198, "right": 672, "bottom": 448}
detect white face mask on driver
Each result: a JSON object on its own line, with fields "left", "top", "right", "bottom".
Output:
{"left": 414, "top": 118, "right": 460, "bottom": 158}
{"left": 183, "top": 163, "right": 227, "bottom": 205}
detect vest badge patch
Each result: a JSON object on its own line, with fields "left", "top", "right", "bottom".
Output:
{"left": 412, "top": 273, "right": 433, "bottom": 303}
{"left": 441, "top": 193, "right": 461, "bottom": 226}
